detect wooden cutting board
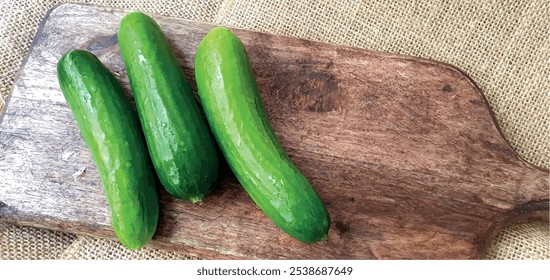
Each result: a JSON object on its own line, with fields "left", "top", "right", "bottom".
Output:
{"left": 0, "top": 3, "right": 547, "bottom": 259}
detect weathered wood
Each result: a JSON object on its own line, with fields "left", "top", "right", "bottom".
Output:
{"left": 0, "top": 3, "right": 547, "bottom": 259}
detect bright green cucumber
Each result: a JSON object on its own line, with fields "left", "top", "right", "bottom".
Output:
{"left": 118, "top": 12, "right": 219, "bottom": 202}
{"left": 195, "top": 27, "right": 331, "bottom": 243}
{"left": 57, "top": 50, "right": 159, "bottom": 250}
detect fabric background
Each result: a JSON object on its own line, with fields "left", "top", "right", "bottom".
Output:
{"left": 0, "top": 0, "right": 548, "bottom": 259}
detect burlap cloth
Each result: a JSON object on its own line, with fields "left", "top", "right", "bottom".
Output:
{"left": 0, "top": 0, "right": 548, "bottom": 260}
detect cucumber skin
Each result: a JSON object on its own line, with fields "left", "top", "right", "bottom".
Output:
{"left": 57, "top": 50, "right": 159, "bottom": 250}
{"left": 118, "top": 12, "right": 219, "bottom": 202}
{"left": 195, "top": 27, "right": 331, "bottom": 243}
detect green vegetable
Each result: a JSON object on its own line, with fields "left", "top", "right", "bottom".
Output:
{"left": 195, "top": 27, "right": 331, "bottom": 243}
{"left": 118, "top": 12, "right": 219, "bottom": 202}
{"left": 57, "top": 50, "right": 159, "bottom": 250}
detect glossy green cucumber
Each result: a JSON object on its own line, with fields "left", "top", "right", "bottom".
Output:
{"left": 195, "top": 27, "right": 331, "bottom": 243}
{"left": 118, "top": 12, "right": 219, "bottom": 202}
{"left": 57, "top": 50, "right": 159, "bottom": 250}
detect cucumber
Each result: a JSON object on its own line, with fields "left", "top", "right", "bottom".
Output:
{"left": 118, "top": 12, "right": 219, "bottom": 202}
{"left": 57, "top": 50, "right": 159, "bottom": 250}
{"left": 195, "top": 27, "right": 331, "bottom": 243}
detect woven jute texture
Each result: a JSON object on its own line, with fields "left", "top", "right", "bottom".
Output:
{"left": 57, "top": 236, "right": 198, "bottom": 260}
{"left": 0, "top": 223, "right": 76, "bottom": 260}
{"left": 0, "top": 0, "right": 548, "bottom": 260}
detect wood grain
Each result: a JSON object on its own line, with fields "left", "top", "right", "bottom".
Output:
{"left": 0, "top": 3, "right": 547, "bottom": 259}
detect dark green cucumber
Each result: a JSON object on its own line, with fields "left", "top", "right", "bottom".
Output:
{"left": 195, "top": 27, "right": 331, "bottom": 243}
{"left": 57, "top": 50, "right": 159, "bottom": 250}
{"left": 118, "top": 12, "right": 219, "bottom": 202}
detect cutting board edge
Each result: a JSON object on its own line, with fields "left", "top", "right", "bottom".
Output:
{"left": 478, "top": 200, "right": 549, "bottom": 259}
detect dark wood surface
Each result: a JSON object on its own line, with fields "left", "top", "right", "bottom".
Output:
{"left": 0, "top": 3, "right": 547, "bottom": 259}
